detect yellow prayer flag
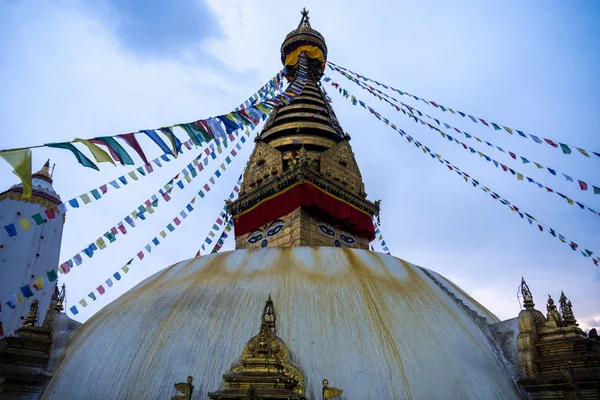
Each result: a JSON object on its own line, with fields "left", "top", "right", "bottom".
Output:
{"left": 122, "top": 265, "right": 130, "bottom": 274}
{"left": 0, "top": 148, "right": 32, "bottom": 198}
{"left": 503, "top": 126, "right": 513, "bottom": 134}
{"left": 96, "top": 238, "right": 107, "bottom": 250}
{"left": 185, "top": 175, "right": 192, "bottom": 183}
{"left": 193, "top": 159, "right": 199, "bottom": 166}
{"left": 17, "top": 293, "right": 23, "bottom": 304}
{"left": 19, "top": 218, "right": 31, "bottom": 230}
{"left": 190, "top": 198, "right": 196, "bottom": 204}
{"left": 567, "top": 198, "right": 574, "bottom": 205}
{"left": 440, "top": 131, "right": 446, "bottom": 138}
{"left": 80, "top": 193, "right": 92, "bottom": 204}
{"left": 577, "top": 148, "right": 590, "bottom": 157}
{"left": 475, "top": 137, "right": 482, "bottom": 143}
{"left": 533, "top": 162, "right": 543, "bottom": 169}
{"left": 128, "top": 171, "right": 139, "bottom": 181}
{"left": 517, "top": 173, "right": 523, "bottom": 180}
{"left": 34, "top": 277, "right": 45, "bottom": 290}
{"left": 74, "top": 138, "right": 115, "bottom": 165}
{"left": 79, "top": 299, "right": 88, "bottom": 307}
{"left": 160, "top": 231, "right": 167, "bottom": 239}
{"left": 146, "top": 206, "right": 154, "bottom": 214}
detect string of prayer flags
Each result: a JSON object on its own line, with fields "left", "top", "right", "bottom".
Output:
{"left": 329, "top": 77, "right": 599, "bottom": 267}
{"left": 212, "top": 219, "right": 234, "bottom": 253}
{"left": 327, "top": 61, "right": 600, "bottom": 160}
{"left": 67, "top": 173, "right": 246, "bottom": 317}
{"left": 373, "top": 221, "right": 391, "bottom": 255}
{"left": 327, "top": 69, "right": 598, "bottom": 196}
{"left": 324, "top": 77, "right": 600, "bottom": 218}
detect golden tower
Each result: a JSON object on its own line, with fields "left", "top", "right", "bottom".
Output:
{"left": 227, "top": 9, "right": 379, "bottom": 251}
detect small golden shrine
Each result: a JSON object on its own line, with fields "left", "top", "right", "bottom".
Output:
{"left": 516, "top": 278, "right": 600, "bottom": 398}
{"left": 208, "top": 296, "right": 305, "bottom": 400}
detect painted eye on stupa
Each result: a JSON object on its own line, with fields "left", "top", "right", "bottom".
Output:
{"left": 266, "top": 220, "right": 285, "bottom": 237}
{"left": 247, "top": 231, "right": 263, "bottom": 244}
{"left": 339, "top": 234, "right": 356, "bottom": 245}
{"left": 317, "top": 223, "right": 335, "bottom": 237}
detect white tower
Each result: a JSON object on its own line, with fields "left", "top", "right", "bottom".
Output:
{"left": 0, "top": 160, "right": 65, "bottom": 337}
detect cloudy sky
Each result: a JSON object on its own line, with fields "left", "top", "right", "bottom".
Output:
{"left": 1, "top": 0, "right": 598, "bottom": 329}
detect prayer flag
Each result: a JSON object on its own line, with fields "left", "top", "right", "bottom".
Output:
{"left": 4, "top": 223, "right": 17, "bottom": 237}
{"left": 46, "top": 142, "right": 99, "bottom": 170}
{"left": 143, "top": 129, "right": 174, "bottom": 156}
{"left": 74, "top": 138, "right": 116, "bottom": 165}
{"left": 577, "top": 148, "right": 590, "bottom": 157}
{"left": 32, "top": 277, "right": 45, "bottom": 290}
{"left": 137, "top": 251, "right": 144, "bottom": 260}
{"left": 91, "top": 137, "right": 135, "bottom": 165}
{"left": 118, "top": 133, "right": 149, "bottom": 165}
{"left": 578, "top": 180, "right": 588, "bottom": 190}
{"left": 106, "top": 279, "right": 113, "bottom": 288}
{"left": 97, "top": 285, "right": 105, "bottom": 295}
{"left": 160, "top": 127, "right": 182, "bottom": 155}
{"left": 21, "top": 285, "right": 34, "bottom": 297}
{"left": 32, "top": 214, "right": 45, "bottom": 225}
{"left": 113, "top": 272, "right": 121, "bottom": 281}
{"left": 19, "top": 218, "right": 31, "bottom": 231}
{"left": 88, "top": 292, "right": 97, "bottom": 301}
{"left": 0, "top": 148, "right": 32, "bottom": 198}
{"left": 559, "top": 143, "right": 571, "bottom": 154}
{"left": 70, "top": 306, "right": 79, "bottom": 315}
{"left": 47, "top": 269, "right": 58, "bottom": 282}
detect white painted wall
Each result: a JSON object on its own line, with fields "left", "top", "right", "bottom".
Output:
{"left": 0, "top": 181, "right": 64, "bottom": 337}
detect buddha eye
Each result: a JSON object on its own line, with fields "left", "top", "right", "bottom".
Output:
{"left": 267, "top": 223, "right": 284, "bottom": 237}
{"left": 340, "top": 234, "right": 356, "bottom": 244}
{"left": 247, "top": 231, "right": 263, "bottom": 244}
{"left": 317, "top": 223, "right": 335, "bottom": 236}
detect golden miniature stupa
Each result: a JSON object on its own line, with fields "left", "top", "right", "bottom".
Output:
{"left": 35, "top": 10, "right": 599, "bottom": 400}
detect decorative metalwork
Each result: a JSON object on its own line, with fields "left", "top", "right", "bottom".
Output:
{"left": 171, "top": 376, "right": 193, "bottom": 400}
{"left": 559, "top": 291, "right": 578, "bottom": 326}
{"left": 322, "top": 379, "right": 343, "bottom": 399}
{"left": 23, "top": 299, "right": 39, "bottom": 327}
{"left": 519, "top": 277, "right": 535, "bottom": 309}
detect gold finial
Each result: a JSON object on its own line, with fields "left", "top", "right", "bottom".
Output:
{"left": 172, "top": 376, "right": 194, "bottom": 400}
{"left": 23, "top": 299, "right": 39, "bottom": 327}
{"left": 520, "top": 277, "right": 535, "bottom": 310}
{"left": 298, "top": 8, "right": 310, "bottom": 28}
{"left": 32, "top": 159, "right": 54, "bottom": 183}
{"left": 261, "top": 295, "right": 277, "bottom": 334}
{"left": 559, "top": 291, "right": 578, "bottom": 326}
{"left": 322, "top": 378, "right": 343, "bottom": 399}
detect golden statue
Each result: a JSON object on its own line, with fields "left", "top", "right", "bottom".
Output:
{"left": 171, "top": 376, "right": 193, "bottom": 400}
{"left": 322, "top": 379, "right": 343, "bottom": 399}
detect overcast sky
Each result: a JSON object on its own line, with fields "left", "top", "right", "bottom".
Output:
{"left": 1, "top": 0, "right": 598, "bottom": 329}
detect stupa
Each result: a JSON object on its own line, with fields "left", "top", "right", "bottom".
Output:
{"left": 36, "top": 10, "right": 599, "bottom": 400}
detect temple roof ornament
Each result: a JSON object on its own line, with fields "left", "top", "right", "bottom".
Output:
{"left": 208, "top": 297, "right": 305, "bottom": 400}
{"left": 519, "top": 277, "right": 535, "bottom": 310}
{"left": 322, "top": 379, "right": 343, "bottom": 399}
{"left": 23, "top": 299, "right": 39, "bottom": 327}
{"left": 559, "top": 291, "right": 578, "bottom": 326}
{"left": 171, "top": 376, "right": 194, "bottom": 400}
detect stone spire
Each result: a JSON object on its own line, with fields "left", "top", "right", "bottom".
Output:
{"left": 227, "top": 10, "right": 379, "bottom": 251}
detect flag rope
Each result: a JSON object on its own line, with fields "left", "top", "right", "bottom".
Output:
{"left": 327, "top": 61, "right": 600, "bottom": 160}
{"left": 327, "top": 79, "right": 599, "bottom": 267}
{"left": 327, "top": 64, "right": 599, "bottom": 196}
{"left": 67, "top": 172, "right": 243, "bottom": 316}
{"left": 323, "top": 76, "right": 600, "bottom": 219}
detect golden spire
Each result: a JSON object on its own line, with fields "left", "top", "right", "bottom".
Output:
{"left": 559, "top": 291, "right": 578, "bottom": 326}
{"left": 23, "top": 299, "right": 39, "bottom": 327}
{"left": 520, "top": 277, "right": 535, "bottom": 310}
{"left": 32, "top": 159, "right": 53, "bottom": 184}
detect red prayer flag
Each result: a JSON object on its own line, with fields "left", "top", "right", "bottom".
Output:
{"left": 144, "top": 200, "right": 151, "bottom": 207}
{"left": 197, "top": 163, "right": 204, "bottom": 172}
{"left": 453, "top": 127, "right": 461, "bottom": 133}
{"left": 216, "top": 218, "right": 223, "bottom": 225}
{"left": 593, "top": 258, "right": 599, "bottom": 266}
{"left": 203, "top": 184, "right": 210, "bottom": 192}
{"left": 137, "top": 251, "right": 144, "bottom": 260}
{"left": 45, "top": 208, "right": 56, "bottom": 219}
{"left": 195, "top": 250, "right": 201, "bottom": 257}
{"left": 162, "top": 192, "right": 171, "bottom": 202}
{"left": 118, "top": 133, "right": 149, "bottom": 165}
{"left": 578, "top": 180, "right": 588, "bottom": 190}
{"left": 100, "top": 184, "right": 108, "bottom": 194}
{"left": 545, "top": 187, "right": 554, "bottom": 193}
{"left": 508, "top": 152, "right": 516, "bottom": 159}
{"left": 544, "top": 139, "right": 558, "bottom": 147}
{"left": 231, "top": 149, "right": 237, "bottom": 156}
{"left": 538, "top": 224, "right": 543, "bottom": 232}
{"left": 174, "top": 217, "right": 181, "bottom": 226}
{"left": 479, "top": 119, "right": 489, "bottom": 127}
{"left": 569, "top": 241, "right": 578, "bottom": 250}
{"left": 97, "top": 285, "right": 105, "bottom": 295}
{"left": 234, "top": 186, "right": 240, "bottom": 193}
{"left": 111, "top": 226, "right": 118, "bottom": 235}
{"left": 145, "top": 163, "right": 153, "bottom": 173}
{"left": 59, "top": 261, "right": 70, "bottom": 274}
{"left": 118, "top": 224, "right": 127, "bottom": 234}
{"left": 183, "top": 141, "right": 192, "bottom": 150}
{"left": 430, "top": 101, "right": 439, "bottom": 108}
{"left": 501, "top": 164, "right": 508, "bottom": 172}
{"left": 228, "top": 133, "right": 235, "bottom": 141}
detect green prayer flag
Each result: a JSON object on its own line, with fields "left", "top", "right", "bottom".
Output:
{"left": 167, "top": 223, "right": 175, "bottom": 232}
{"left": 47, "top": 269, "right": 58, "bottom": 282}
{"left": 225, "top": 156, "right": 232, "bottom": 164}
{"left": 136, "top": 167, "right": 146, "bottom": 176}
{"left": 91, "top": 189, "right": 101, "bottom": 200}
{"left": 104, "top": 231, "right": 116, "bottom": 243}
{"left": 32, "top": 214, "right": 45, "bottom": 225}
{"left": 199, "top": 191, "right": 205, "bottom": 198}
{"left": 594, "top": 186, "right": 600, "bottom": 194}
{"left": 96, "top": 136, "right": 135, "bottom": 165}
{"left": 46, "top": 142, "right": 99, "bottom": 170}
{"left": 491, "top": 122, "right": 501, "bottom": 130}
{"left": 559, "top": 143, "right": 572, "bottom": 154}
{"left": 520, "top": 157, "right": 530, "bottom": 164}
{"left": 88, "top": 292, "right": 97, "bottom": 301}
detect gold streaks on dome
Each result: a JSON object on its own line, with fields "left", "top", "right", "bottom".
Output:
{"left": 207, "top": 296, "right": 305, "bottom": 400}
